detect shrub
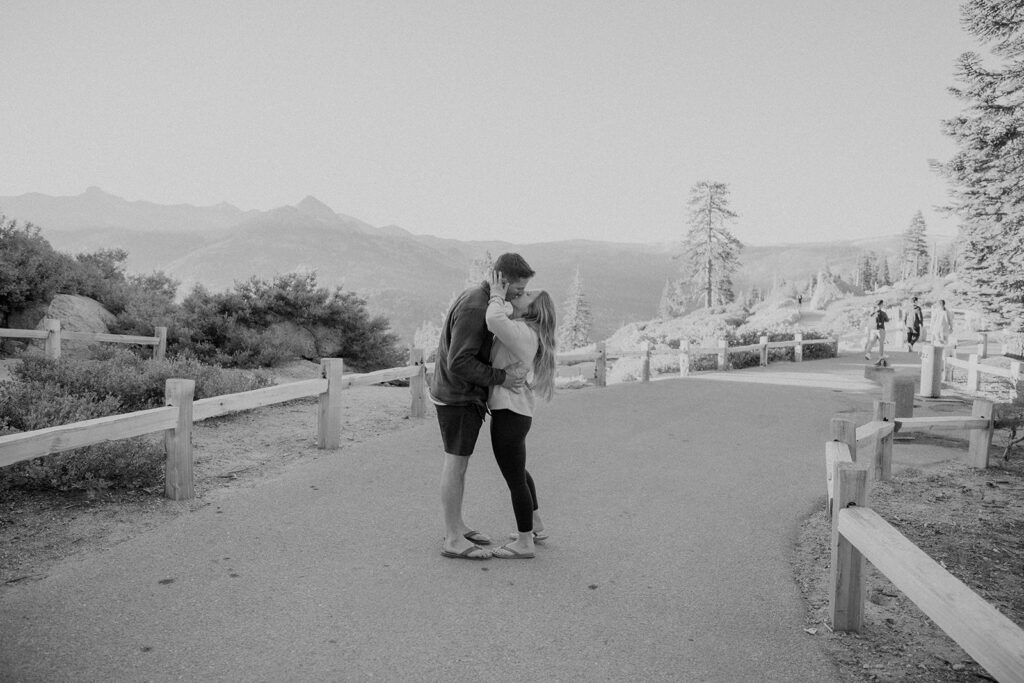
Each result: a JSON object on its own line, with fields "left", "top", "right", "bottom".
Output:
{"left": 0, "top": 438, "right": 163, "bottom": 493}
{"left": 0, "top": 380, "right": 163, "bottom": 492}
{"left": 174, "top": 273, "right": 405, "bottom": 370}
{"left": 0, "top": 351, "right": 273, "bottom": 492}
{"left": 13, "top": 349, "right": 272, "bottom": 410}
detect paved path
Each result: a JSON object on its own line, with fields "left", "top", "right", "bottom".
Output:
{"left": 0, "top": 351, "right": 957, "bottom": 682}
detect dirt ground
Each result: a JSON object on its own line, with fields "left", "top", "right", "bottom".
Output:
{"left": 2, "top": 359, "right": 1023, "bottom": 682}
{"left": 792, "top": 429, "right": 1024, "bottom": 683}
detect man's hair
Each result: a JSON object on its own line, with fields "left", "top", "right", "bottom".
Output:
{"left": 494, "top": 253, "right": 535, "bottom": 281}
{"left": 876, "top": 299, "right": 884, "bottom": 306}
{"left": 912, "top": 296, "right": 918, "bottom": 303}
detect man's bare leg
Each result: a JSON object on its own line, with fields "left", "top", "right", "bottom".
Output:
{"left": 440, "top": 453, "right": 488, "bottom": 555}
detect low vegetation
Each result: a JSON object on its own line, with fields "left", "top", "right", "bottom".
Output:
{"left": 0, "top": 350, "right": 272, "bottom": 492}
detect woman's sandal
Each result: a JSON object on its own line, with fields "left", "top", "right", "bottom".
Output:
{"left": 491, "top": 543, "right": 535, "bottom": 559}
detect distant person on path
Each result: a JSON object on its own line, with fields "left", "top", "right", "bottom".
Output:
{"left": 484, "top": 270, "right": 557, "bottom": 560}
{"left": 930, "top": 299, "right": 954, "bottom": 346}
{"left": 903, "top": 296, "right": 924, "bottom": 352}
{"left": 431, "top": 253, "right": 534, "bottom": 560}
{"left": 864, "top": 299, "right": 889, "bottom": 362}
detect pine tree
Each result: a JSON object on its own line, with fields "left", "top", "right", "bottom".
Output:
{"left": 678, "top": 181, "right": 743, "bottom": 308}
{"left": 657, "top": 278, "right": 689, "bottom": 318}
{"left": 557, "top": 265, "right": 592, "bottom": 350}
{"left": 857, "top": 252, "right": 877, "bottom": 290}
{"left": 933, "top": 0, "right": 1024, "bottom": 338}
{"left": 876, "top": 257, "right": 892, "bottom": 287}
{"left": 900, "top": 211, "right": 929, "bottom": 278}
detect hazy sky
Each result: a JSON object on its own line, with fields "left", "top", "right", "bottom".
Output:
{"left": 1, "top": 1, "right": 977, "bottom": 246}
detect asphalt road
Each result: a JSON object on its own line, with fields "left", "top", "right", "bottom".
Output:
{"left": 1, "top": 354, "right": 897, "bottom": 682}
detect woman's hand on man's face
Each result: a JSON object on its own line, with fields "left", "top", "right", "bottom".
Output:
{"left": 488, "top": 269, "right": 509, "bottom": 299}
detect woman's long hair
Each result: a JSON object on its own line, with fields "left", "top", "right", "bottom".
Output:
{"left": 522, "top": 291, "right": 557, "bottom": 401}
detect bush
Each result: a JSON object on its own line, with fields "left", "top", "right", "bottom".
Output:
{"left": 1, "top": 438, "right": 163, "bottom": 493}
{"left": 0, "top": 350, "right": 273, "bottom": 492}
{"left": 12, "top": 349, "right": 272, "bottom": 410}
{"left": 174, "top": 273, "right": 405, "bottom": 370}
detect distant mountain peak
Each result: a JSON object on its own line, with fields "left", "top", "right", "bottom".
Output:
{"left": 295, "top": 196, "right": 337, "bottom": 221}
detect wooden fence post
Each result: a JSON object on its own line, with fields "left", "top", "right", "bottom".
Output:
{"left": 153, "top": 326, "right": 168, "bottom": 360}
{"left": 759, "top": 335, "right": 769, "bottom": 367}
{"left": 319, "top": 358, "right": 345, "bottom": 449}
{"left": 794, "top": 333, "right": 803, "bottom": 362}
{"left": 641, "top": 341, "right": 651, "bottom": 383}
{"left": 43, "top": 317, "right": 61, "bottom": 360}
{"left": 679, "top": 341, "right": 691, "bottom": 377}
{"left": 409, "top": 348, "right": 427, "bottom": 418}
{"left": 830, "top": 416, "right": 858, "bottom": 463}
{"left": 595, "top": 342, "right": 607, "bottom": 387}
{"left": 968, "top": 399, "right": 994, "bottom": 469}
{"left": 979, "top": 332, "right": 989, "bottom": 359}
{"left": 825, "top": 441, "right": 853, "bottom": 516}
{"left": 717, "top": 339, "right": 728, "bottom": 371}
{"left": 829, "top": 462, "right": 869, "bottom": 632}
{"left": 967, "top": 354, "right": 981, "bottom": 391}
{"left": 872, "top": 400, "right": 895, "bottom": 481}
{"left": 164, "top": 378, "right": 196, "bottom": 501}
{"left": 920, "top": 344, "right": 943, "bottom": 398}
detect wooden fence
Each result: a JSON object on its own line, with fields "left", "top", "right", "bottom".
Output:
{"left": 560, "top": 334, "right": 837, "bottom": 385}
{"left": 826, "top": 400, "right": 1024, "bottom": 682}
{"left": 1, "top": 332, "right": 843, "bottom": 502}
{"left": 0, "top": 318, "right": 168, "bottom": 360}
{"left": 0, "top": 356, "right": 431, "bottom": 500}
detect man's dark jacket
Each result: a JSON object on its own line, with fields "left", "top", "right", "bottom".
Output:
{"left": 430, "top": 283, "right": 507, "bottom": 408}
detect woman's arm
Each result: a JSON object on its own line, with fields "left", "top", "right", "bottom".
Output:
{"left": 486, "top": 300, "right": 537, "bottom": 364}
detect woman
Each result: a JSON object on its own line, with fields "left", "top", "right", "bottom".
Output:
{"left": 930, "top": 299, "right": 954, "bottom": 346}
{"left": 485, "top": 269, "right": 557, "bottom": 559}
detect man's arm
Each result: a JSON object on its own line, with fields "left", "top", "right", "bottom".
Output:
{"left": 447, "top": 304, "right": 507, "bottom": 387}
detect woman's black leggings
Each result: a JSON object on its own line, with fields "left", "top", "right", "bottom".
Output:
{"left": 489, "top": 409, "right": 538, "bottom": 533}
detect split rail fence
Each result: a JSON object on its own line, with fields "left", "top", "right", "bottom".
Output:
{"left": 563, "top": 334, "right": 837, "bottom": 384}
{"left": 825, "top": 400, "right": 1024, "bottom": 682}
{"left": 1, "top": 329, "right": 839, "bottom": 503}
{"left": 0, "top": 318, "right": 167, "bottom": 360}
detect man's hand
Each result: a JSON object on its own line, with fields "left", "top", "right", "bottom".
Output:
{"left": 488, "top": 269, "right": 509, "bottom": 301}
{"left": 500, "top": 362, "right": 528, "bottom": 393}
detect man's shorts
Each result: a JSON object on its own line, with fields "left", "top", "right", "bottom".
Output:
{"left": 436, "top": 404, "right": 485, "bottom": 456}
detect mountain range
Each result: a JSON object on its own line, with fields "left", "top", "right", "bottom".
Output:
{"left": 0, "top": 188, "right": 941, "bottom": 342}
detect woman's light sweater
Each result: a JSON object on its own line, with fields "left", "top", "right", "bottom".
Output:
{"left": 485, "top": 299, "right": 538, "bottom": 417}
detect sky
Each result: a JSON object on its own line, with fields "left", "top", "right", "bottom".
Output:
{"left": 1, "top": 1, "right": 979, "bottom": 246}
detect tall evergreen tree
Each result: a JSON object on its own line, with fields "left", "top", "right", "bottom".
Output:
{"left": 933, "top": 0, "right": 1024, "bottom": 339}
{"left": 857, "top": 252, "right": 877, "bottom": 290}
{"left": 657, "top": 278, "right": 689, "bottom": 318}
{"left": 900, "top": 211, "right": 929, "bottom": 278}
{"left": 876, "top": 257, "right": 892, "bottom": 287}
{"left": 678, "top": 181, "right": 743, "bottom": 307}
{"left": 557, "top": 265, "right": 592, "bottom": 350}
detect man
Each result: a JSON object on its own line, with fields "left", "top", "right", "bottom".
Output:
{"left": 864, "top": 299, "right": 889, "bottom": 363}
{"left": 432, "top": 253, "right": 535, "bottom": 560}
{"left": 904, "top": 296, "right": 924, "bottom": 352}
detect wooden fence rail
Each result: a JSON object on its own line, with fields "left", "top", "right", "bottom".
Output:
{"left": 829, "top": 459, "right": 1024, "bottom": 682}
{"left": 0, "top": 318, "right": 167, "bottom": 360}
{"left": 0, "top": 355, "right": 431, "bottom": 500}
{"left": 556, "top": 335, "right": 836, "bottom": 383}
